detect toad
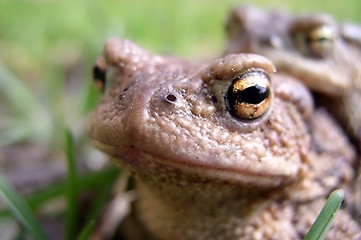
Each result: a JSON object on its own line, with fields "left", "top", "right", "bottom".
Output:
{"left": 225, "top": 5, "right": 361, "bottom": 149}
{"left": 88, "top": 38, "right": 360, "bottom": 239}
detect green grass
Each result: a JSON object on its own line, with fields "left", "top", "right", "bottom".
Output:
{"left": 0, "top": 174, "right": 50, "bottom": 240}
{"left": 305, "top": 189, "right": 344, "bottom": 240}
{"left": 0, "top": 167, "right": 120, "bottom": 218}
{"left": 0, "top": 149, "right": 120, "bottom": 239}
{"left": 0, "top": 0, "right": 360, "bottom": 239}
{"left": 64, "top": 130, "right": 78, "bottom": 240}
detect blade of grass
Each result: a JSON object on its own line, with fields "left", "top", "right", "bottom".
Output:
{"left": 83, "top": 181, "right": 113, "bottom": 226}
{"left": 0, "top": 65, "right": 52, "bottom": 146}
{"left": 0, "top": 122, "right": 34, "bottom": 146}
{"left": 0, "top": 65, "right": 40, "bottom": 116}
{"left": 81, "top": 78, "right": 100, "bottom": 114}
{"left": 76, "top": 219, "right": 96, "bottom": 240}
{"left": 0, "top": 167, "right": 120, "bottom": 218}
{"left": 64, "top": 129, "right": 78, "bottom": 240}
{"left": 0, "top": 173, "right": 50, "bottom": 240}
{"left": 304, "top": 189, "right": 344, "bottom": 240}
{"left": 76, "top": 177, "right": 115, "bottom": 239}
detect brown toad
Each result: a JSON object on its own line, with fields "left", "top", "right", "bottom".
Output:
{"left": 225, "top": 5, "right": 361, "bottom": 149}
{"left": 88, "top": 38, "right": 360, "bottom": 239}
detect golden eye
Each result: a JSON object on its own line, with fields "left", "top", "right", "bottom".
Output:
{"left": 308, "top": 25, "right": 335, "bottom": 57}
{"left": 225, "top": 71, "right": 271, "bottom": 120}
{"left": 294, "top": 25, "right": 335, "bottom": 58}
{"left": 92, "top": 57, "right": 106, "bottom": 92}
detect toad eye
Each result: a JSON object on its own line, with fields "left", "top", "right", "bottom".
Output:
{"left": 225, "top": 71, "right": 271, "bottom": 120}
{"left": 308, "top": 25, "right": 335, "bottom": 56}
{"left": 92, "top": 57, "right": 106, "bottom": 92}
{"left": 293, "top": 25, "right": 335, "bottom": 58}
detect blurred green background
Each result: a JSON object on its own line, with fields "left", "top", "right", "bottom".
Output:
{"left": 0, "top": 0, "right": 360, "bottom": 239}
{"left": 1, "top": 0, "right": 361, "bottom": 146}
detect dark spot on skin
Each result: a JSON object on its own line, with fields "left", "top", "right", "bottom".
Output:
{"left": 212, "top": 96, "right": 218, "bottom": 103}
{"left": 119, "top": 86, "right": 131, "bottom": 100}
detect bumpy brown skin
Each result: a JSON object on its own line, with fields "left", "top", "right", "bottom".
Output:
{"left": 225, "top": 5, "right": 361, "bottom": 229}
{"left": 88, "top": 38, "right": 360, "bottom": 239}
{"left": 225, "top": 5, "right": 361, "bottom": 149}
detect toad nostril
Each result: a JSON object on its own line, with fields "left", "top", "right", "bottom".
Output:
{"left": 164, "top": 94, "right": 177, "bottom": 103}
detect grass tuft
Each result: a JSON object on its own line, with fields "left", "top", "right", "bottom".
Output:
{"left": 0, "top": 173, "right": 50, "bottom": 240}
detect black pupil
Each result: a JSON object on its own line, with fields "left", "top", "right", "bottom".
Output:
{"left": 240, "top": 85, "right": 269, "bottom": 104}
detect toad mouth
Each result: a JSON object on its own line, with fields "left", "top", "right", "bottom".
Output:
{"left": 91, "top": 139, "right": 299, "bottom": 188}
